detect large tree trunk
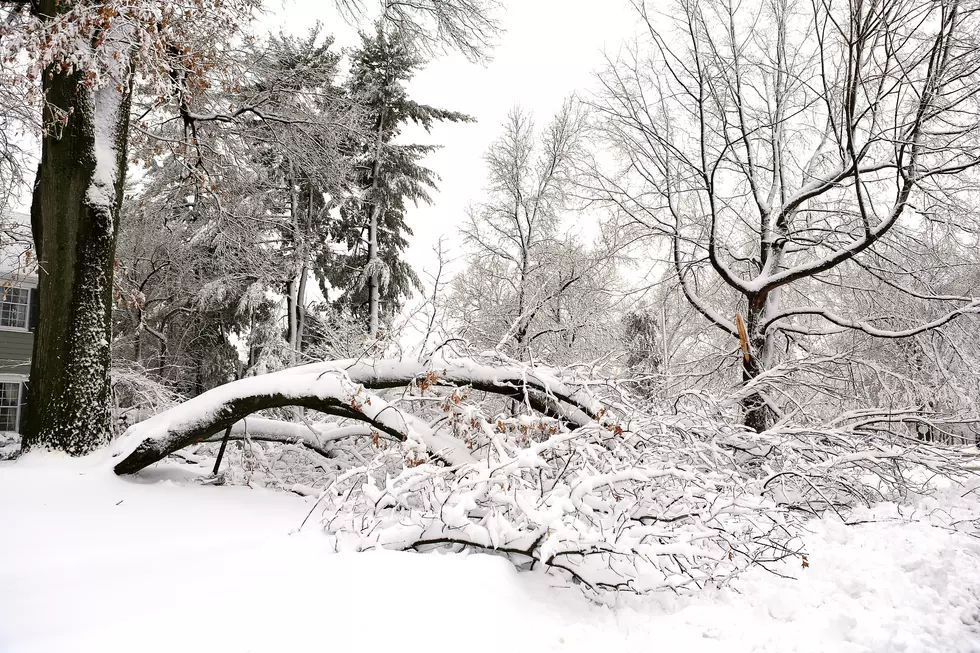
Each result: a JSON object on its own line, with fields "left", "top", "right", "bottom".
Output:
{"left": 21, "top": 20, "right": 133, "bottom": 455}
{"left": 110, "top": 362, "right": 481, "bottom": 474}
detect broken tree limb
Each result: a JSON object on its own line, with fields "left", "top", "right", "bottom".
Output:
{"left": 334, "top": 357, "right": 606, "bottom": 428}
{"left": 110, "top": 366, "right": 478, "bottom": 475}
{"left": 110, "top": 357, "right": 609, "bottom": 476}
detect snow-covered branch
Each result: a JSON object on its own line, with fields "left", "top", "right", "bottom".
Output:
{"left": 201, "top": 417, "right": 383, "bottom": 460}
{"left": 319, "top": 422, "right": 798, "bottom": 596}
{"left": 110, "top": 363, "right": 479, "bottom": 474}
{"left": 313, "top": 376, "right": 975, "bottom": 597}
{"left": 110, "top": 356, "right": 611, "bottom": 475}
{"left": 763, "top": 302, "right": 980, "bottom": 338}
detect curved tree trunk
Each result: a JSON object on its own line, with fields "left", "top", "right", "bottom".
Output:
{"left": 114, "top": 393, "right": 399, "bottom": 475}
{"left": 110, "top": 362, "right": 480, "bottom": 474}
{"left": 21, "top": 7, "right": 133, "bottom": 455}
{"left": 111, "top": 358, "right": 608, "bottom": 475}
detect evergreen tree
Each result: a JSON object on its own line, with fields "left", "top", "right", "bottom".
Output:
{"left": 321, "top": 25, "right": 473, "bottom": 332}
{"left": 114, "top": 26, "right": 357, "bottom": 397}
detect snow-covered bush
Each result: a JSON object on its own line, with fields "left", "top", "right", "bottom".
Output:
{"left": 0, "top": 430, "right": 20, "bottom": 461}
{"left": 111, "top": 362, "right": 183, "bottom": 434}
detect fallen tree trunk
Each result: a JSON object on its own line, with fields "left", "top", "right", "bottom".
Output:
{"left": 110, "top": 366, "right": 478, "bottom": 474}
{"left": 111, "top": 357, "right": 608, "bottom": 475}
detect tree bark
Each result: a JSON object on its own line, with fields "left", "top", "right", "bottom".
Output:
{"left": 21, "top": 7, "right": 133, "bottom": 455}
{"left": 367, "top": 192, "right": 381, "bottom": 337}
{"left": 742, "top": 295, "right": 774, "bottom": 433}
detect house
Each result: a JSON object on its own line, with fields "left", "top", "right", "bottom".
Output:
{"left": 0, "top": 211, "right": 36, "bottom": 436}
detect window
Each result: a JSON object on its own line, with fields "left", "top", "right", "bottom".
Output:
{"left": 0, "top": 382, "right": 22, "bottom": 433}
{"left": 0, "top": 287, "right": 29, "bottom": 329}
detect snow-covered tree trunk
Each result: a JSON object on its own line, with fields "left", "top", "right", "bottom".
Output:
{"left": 110, "top": 356, "right": 607, "bottom": 474}
{"left": 368, "top": 201, "right": 380, "bottom": 337}
{"left": 742, "top": 295, "right": 774, "bottom": 432}
{"left": 366, "top": 107, "right": 386, "bottom": 339}
{"left": 22, "top": 6, "right": 133, "bottom": 455}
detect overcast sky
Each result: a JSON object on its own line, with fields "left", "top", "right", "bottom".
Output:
{"left": 269, "top": 0, "right": 641, "bottom": 280}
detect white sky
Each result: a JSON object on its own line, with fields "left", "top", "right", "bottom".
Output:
{"left": 269, "top": 0, "right": 641, "bottom": 281}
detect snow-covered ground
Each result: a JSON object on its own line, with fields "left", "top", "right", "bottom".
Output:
{"left": 2, "top": 452, "right": 979, "bottom": 653}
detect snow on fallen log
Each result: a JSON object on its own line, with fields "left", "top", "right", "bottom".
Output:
{"left": 110, "top": 364, "right": 477, "bottom": 474}
{"left": 110, "top": 356, "right": 610, "bottom": 476}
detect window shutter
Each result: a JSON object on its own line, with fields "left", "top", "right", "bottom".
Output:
{"left": 29, "top": 287, "right": 38, "bottom": 332}
{"left": 17, "top": 382, "right": 27, "bottom": 435}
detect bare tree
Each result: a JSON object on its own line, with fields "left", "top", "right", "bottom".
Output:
{"left": 454, "top": 100, "right": 623, "bottom": 363}
{"left": 592, "top": 0, "right": 980, "bottom": 430}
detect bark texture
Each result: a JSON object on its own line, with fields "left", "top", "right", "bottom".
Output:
{"left": 742, "top": 297, "right": 774, "bottom": 433}
{"left": 21, "top": 1, "right": 132, "bottom": 455}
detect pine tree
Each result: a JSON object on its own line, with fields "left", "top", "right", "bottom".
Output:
{"left": 321, "top": 25, "right": 473, "bottom": 334}
{"left": 115, "top": 25, "right": 357, "bottom": 394}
